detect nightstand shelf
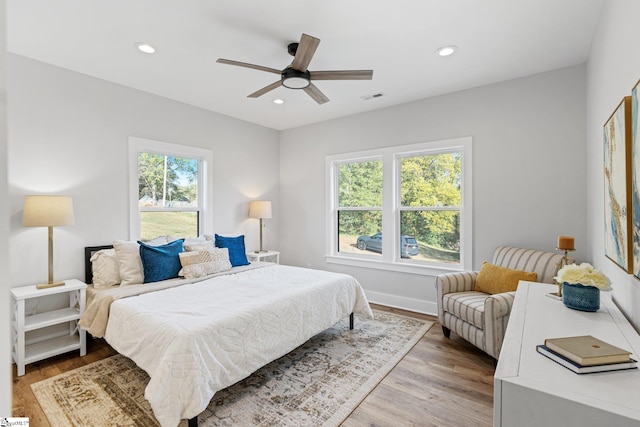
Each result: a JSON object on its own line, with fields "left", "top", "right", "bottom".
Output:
{"left": 246, "top": 250, "right": 280, "bottom": 264}
{"left": 23, "top": 307, "right": 81, "bottom": 331}
{"left": 25, "top": 335, "right": 83, "bottom": 365}
{"left": 11, "top": 279, "right": 87, "bottom": 376}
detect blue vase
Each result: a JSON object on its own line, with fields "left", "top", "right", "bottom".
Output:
{"left": 562, "top": 282, "right": 600, "bottom": 312}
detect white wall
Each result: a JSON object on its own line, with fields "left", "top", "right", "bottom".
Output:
{"left": 0, "top": 0, "right": 11, "bottom": 416}
{"left": 586, "top": 0, "right": 640, "bottom": 328}
{"left": 280, "top": 65, "right": 587, "bottom": 314}
{"left": 7, "top": 54, "right": 280, "bottom": 290}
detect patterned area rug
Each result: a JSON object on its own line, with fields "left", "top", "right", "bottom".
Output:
{"left": 32, "top": 311, "right": 433, "bottom": 427}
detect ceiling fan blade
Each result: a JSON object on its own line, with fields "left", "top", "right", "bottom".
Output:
{"left": 248, "top": 81, "right": 282, "bottom": 98}
{"left": 310, "top": 70, "right": 374, "bottom": 80}
{"left": 303, "top": 83, "right": 329, "bottom": 105}
{"left": 291, "top": 34, "right": 320, "bottom": 72}
{"left": 217, "top": 58, "right": 281, "bottom": 75}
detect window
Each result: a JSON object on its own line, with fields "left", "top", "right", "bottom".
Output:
{"left": 337, "top": 159, "right": 383, "bottom": 257}
{"left": 129, "top": 137, "right": 213, "bottom": 241}
{"left": 327, "top": 137, "right": 472, "bottom": 274}
{"left": 399, "top": 151, "right": 462, "bottom": 264}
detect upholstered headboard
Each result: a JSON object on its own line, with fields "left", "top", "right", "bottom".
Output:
{"left": 84, "top": 245, "right": 113, "bottom": 284}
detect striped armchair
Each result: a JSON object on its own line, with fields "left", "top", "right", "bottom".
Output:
{"left": 436, "top": 246, "right": 564, "bottom": 359}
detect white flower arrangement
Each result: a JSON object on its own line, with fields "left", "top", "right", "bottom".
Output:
{"left": 555, "top": 262, "right": 612, "bottom": 291}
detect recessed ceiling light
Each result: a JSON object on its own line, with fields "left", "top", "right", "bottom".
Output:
{"left": 135, "top": 42, "right": 156, "bottom": 54}
{"left": 436, "top": 46, "right": 457, "bottom": 57}
{"left": 273, "top": 99, "right": 285, "bottom": 105}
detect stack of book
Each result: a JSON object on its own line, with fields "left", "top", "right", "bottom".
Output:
{"left": 537, "top": 335, "right": 638, "bottom": 374}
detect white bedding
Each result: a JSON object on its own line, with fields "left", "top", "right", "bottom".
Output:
{"left": 103, "top": 264, "right": 373, "bottom": 427}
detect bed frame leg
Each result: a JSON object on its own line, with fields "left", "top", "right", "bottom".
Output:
{"left": 188, "top": 416, "right": 198, "bottom": 427}
{"left": 349, "top": 312, "right": 354, "bottom": 330}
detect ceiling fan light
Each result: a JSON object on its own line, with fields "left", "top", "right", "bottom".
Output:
{"left": 282, "top": 77, "right": 310, "bottom": 89}
{"left": 281, "top": 67, "right": 311, "bottom": 89}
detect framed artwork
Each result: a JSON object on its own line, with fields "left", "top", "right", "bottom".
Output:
{"left": 604, "top": 96, "right": 632, "bottom": 273}
{"left": 632, "top": 80, "right": 640, "bottom": 278}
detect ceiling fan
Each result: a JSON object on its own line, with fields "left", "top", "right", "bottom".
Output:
{"left": 217, "top": 33, "right": 373, "bottom": 105}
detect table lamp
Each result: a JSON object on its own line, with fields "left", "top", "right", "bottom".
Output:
{"left": 249, "top": 200, "right": 272, "bottom": 252}
{"left": 552, "top": 235, "right": 575, "bottom": 298}
{"left": 23, "top": 195, "right": 75, "bottom": 289}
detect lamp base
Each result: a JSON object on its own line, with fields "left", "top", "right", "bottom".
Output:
{"left": 36, "top": 281, "right": 65, "bottom": 290}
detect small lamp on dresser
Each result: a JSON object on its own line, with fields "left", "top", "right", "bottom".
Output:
{"left": 552, "top": 235, "right": 575, "bottom": 298}
{"left": 248, "top": 200, "right": 272, "bottom": 252}
{"left": 23, "top": 195, "right": 75, "bottom": 289}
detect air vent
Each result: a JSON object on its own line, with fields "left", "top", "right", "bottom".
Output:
{"left": 361, "top": 92, "right": 384, "bottom": 101}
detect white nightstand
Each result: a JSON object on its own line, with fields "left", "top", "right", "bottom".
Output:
{"left": 11, "top": 279, "right": 87, "bottom": 376}
{"left": 246, "top": 250, "right": 280, "bottom": 264}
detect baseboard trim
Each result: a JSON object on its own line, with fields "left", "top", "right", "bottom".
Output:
{"left": 364, "top": 290, "right": 437, "bottom": 317}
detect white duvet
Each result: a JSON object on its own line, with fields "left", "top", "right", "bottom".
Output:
{"left": 104, "top": 264, "right": 372, "bottom": 427}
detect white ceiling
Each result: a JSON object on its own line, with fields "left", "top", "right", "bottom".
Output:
{"left": 7, "top": 0, "right": 604, "bottom": 131}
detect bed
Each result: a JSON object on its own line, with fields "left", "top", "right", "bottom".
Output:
{"left": 79, "top": 244, "right": 373, "bottom": 427}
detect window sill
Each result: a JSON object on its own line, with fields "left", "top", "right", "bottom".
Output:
{"left": 325, "top": 254, "right": 463, "bottom": 277}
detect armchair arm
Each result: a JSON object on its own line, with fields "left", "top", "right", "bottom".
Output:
{"left": 436, "top": 271, "right": 478, "bottom": 323}
{"left": 484, "top": 291, "right": 516, "bottom": 359}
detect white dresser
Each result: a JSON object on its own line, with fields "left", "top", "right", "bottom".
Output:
{"left": 494, "top": 281, "right": 640, "bottom": 426}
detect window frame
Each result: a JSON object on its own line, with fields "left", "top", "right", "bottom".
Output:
{"left": 326, "top": 136, "right": 472, "bottom": 275}
{"left": 128, "top": 136, "right": 214, "bottom": 241}
{"left": 335, "top": 155, "right": 384, "bottom": 257}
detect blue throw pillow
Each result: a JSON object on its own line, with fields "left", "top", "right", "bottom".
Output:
{"left": 138, "top": 239, "right": 184, "bottom": 283}
{"left": 214, "top": 234, "right": 249, "bottom": 267}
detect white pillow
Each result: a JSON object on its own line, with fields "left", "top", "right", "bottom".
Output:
{"left": 90, "top": 249, "right": 121, "bottom": 288}
{"left": 113, "top": 240, "right": 144, "bottom": 286}
{"left": 113, "top": 238, "right": 176, "bottom": 285}
{"left": 147, "top": 236, "right": 170, "bottom": 245}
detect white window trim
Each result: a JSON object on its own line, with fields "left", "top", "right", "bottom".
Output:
{"left": 325, "top": 136, "right": 472, "bottom": 276}
{"left": 128, "top": 136, "right": 214, "bottom": 240}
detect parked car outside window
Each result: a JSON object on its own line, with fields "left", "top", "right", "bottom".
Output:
{"left": 356, "top": 233, "right": 419, "bottom": 258}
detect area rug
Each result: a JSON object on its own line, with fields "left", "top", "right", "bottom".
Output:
{"left": 32, "top": 311, "right": 433, "bottom": 427}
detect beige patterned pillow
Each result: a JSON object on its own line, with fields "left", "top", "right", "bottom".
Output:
{"left": 90, "top": 249, "right": 121, "bottom": 288}
{"left": 179, "top": 248, "right": 231, "bottom": 278}
{"left": 178, "top": 251, "right": 200, "bottom": 267}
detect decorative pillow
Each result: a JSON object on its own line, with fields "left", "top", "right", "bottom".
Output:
{"left": 113, "top": 240, "right": 145, "bottom": 286}
{"left": 184, "top": 242, "right": 215, "bottom": 252}
{"left": 90, "top": 249, "right": 121, "bottom": 288}
{"left": 205, "top": 233, "right": 239, "bottom": 241}
{"left": 178, "top": 251, "right": 201, "bottom": 268}
{"left": 214, "top": 234, "right": 250, "bottom": 267}
{"left": 138, "top": 239, "right": 184, "bottom": 283}
{"left": 474, "top": 262, "right": 538, "bottom": 294}
{"left": 147, "top": 235, "right": 170, "bottom": 245}
{"left": 179, "top": 248, "right": 232, "bottom": 278}
{"left": 169, "top": 235, "right": 208, "bottom": 245}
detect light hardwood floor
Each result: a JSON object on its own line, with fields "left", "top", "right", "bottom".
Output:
{"left": 12, "top": 304, "right": 495, "bottom": 426}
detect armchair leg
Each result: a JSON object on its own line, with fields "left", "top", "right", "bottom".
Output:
{"left": 442, "top": 326, "right": 451, "bottom": 338}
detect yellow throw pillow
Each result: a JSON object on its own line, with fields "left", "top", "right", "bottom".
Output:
{"left": 474, "top": 262, "right": 538, "bottom": 294}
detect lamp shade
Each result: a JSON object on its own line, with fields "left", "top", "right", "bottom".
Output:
{"left": 23, "top": 195, "right": 75, "bottom": 227}
{"left": 248, "top": 200, "right": 272, "bottom": 219}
